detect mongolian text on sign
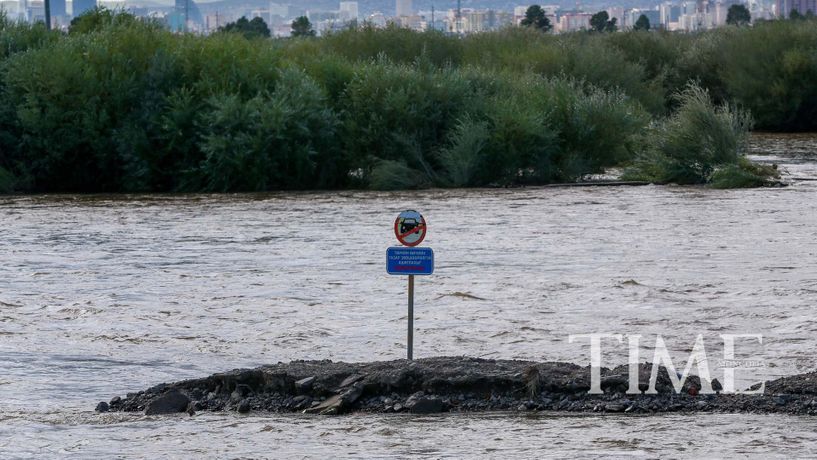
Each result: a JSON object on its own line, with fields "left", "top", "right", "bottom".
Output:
{"left": 386, "top": 247, "right": 434, "bottom": 276}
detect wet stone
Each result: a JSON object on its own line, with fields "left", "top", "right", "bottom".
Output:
{"left": 102, "top": 358, "right": 817, "bottom": 416}
{"left": 304, "top": 395, "right": 343, "bottom": 415}
{"left": 144, "top": 390, "right": 190, "bottom": 416}
{"left": 605, "top": 403, "right": 626, "bottom": 412}
{"left": 407, "top": 396, "right": 445, "bottom": 414}
{"left": 292, "top": 395, "right": 312, "bottom": 410}
{"left": 339, "top": 374, "right": 364, "bottom": 389}
{"left": 295, "top": 377, "right": 315, "bottom": 393}
{"left": 237, "top": 399, "right": 251, "bottom": 413}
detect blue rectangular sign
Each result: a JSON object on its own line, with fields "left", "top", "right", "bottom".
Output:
{"left": 387, "top": 247, "right": 434, "bottom": 275}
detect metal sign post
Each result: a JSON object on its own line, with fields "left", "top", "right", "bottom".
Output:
{"left": 388, "top": 210, "right": 433, "bottom": 360}
{"left": 408, "top": 274, "right": 414, "bottom": 360}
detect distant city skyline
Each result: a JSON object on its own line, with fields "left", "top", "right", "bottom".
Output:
{"left": 0, "top": 0, "right": 808, "bottom": 32}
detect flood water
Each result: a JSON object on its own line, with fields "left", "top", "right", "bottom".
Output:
{"left": 2, "top": 134, "right": 817, "bottom": 458}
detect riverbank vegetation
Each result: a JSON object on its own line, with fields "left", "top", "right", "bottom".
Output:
{"left": 0, "top": 12, "right": 811, "bottom": 193}
{"left": 623, "top": 84, "right": 779, "bottom": 187}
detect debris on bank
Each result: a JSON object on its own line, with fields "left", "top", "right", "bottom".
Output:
{"left": 97, "top": 357, "right": 817, "bottom": 416}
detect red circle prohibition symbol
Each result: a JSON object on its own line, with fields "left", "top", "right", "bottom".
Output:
{"left": 394, "top": 210, "right": 427, "bottom": 247}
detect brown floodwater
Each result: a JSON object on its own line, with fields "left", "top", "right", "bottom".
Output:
{"left": 1, "top": 134, "right": 816, "bottom": 457}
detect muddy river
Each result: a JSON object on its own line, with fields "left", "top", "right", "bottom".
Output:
{"left": 1, "top": 134, "right": 816, "bottom": 457}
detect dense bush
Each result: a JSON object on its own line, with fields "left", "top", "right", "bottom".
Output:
{"left": 69, "top": 7, "right": 144, "bottom": 35}
{"left": 433, "top": 75, "right": 646, "bottom": 187}
{"left": 0, "top": 23, "right": 285, "bottom": 191}
{"left": 0, "top": 166, "right": 15, "bottom": 192}
{"left": 709, "top": 159, "right": 780, "bottom": 189}
{"left": 196, "top": 69, "right": 340, "bottom": 191}
{"left": 0, "top": 15, "right": 812, "bottom": 193}
{"left": 715, "top": 20, "right": 817, "bottom": 131}
{"left": 319, "top": 24, "right": 463, "bottom": 67}
{"left": 623, "top": 84, "right": 778, "bottom": 187}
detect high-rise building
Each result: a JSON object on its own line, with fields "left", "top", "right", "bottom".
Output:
{"left": 205, "top": 13, "right": 222, "bottom": 32}
{"left": 339, "top": 1, "right": 358, "bottom": 21}
{"left": 72, "top": 0, "right": 96, "bottom": 17}
{"left": 660, "top": 2, "right": 683, "bottom": 24}
{"left": 173, "top": 0, "right": 203, "bottom": 31}
{"left": 464, "top": 10, "right": 486, "bottom": 32}
{"left": 713, "top": 0, "right": 728, "bottom": 24}
{"left": 0, "top": 0, "right": 19, "bottom": 15}
{"left": 776, "top": 0, "right": 816, "bottom": 15}
{"left": 559, "top": 12, "right": 593, "bottom": 31}
{"left": 396, "top": 0, "right": 412, "bottom": 17}
{"left": 607, "top": 6, "right": 625, "bottom": 26}
{"left": 50, "top": 0, "right": 66, "bottom": 17}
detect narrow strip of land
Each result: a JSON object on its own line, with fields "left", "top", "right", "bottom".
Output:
{"left": 98, "top": 357, "right": 817, "bottom": 416}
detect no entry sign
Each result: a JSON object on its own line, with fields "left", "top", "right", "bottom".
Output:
{"left": 394, "top": 210, "right": 426, "bottom": 247}
{"left": 388, "top": 210, "right": 433, "bottom": 361}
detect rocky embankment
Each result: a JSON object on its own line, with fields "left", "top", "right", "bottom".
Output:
{"left": 96, "top": 357, "right": 817, "bottom": 416}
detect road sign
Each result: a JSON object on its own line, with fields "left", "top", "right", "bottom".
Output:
{"left": 394, "top": 210, "right": 426, "bottom": 247}
{"left": 387, "top": 247, "right": 434, "bottom": 276}
{"left": 389, "top": 210, "right": 433, "bottom": 361}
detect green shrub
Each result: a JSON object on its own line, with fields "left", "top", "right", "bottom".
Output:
{"left": 547, "top": 78, "right": 648, "bottom": 180}
{"left": 436, "top": 116, "right": 491, "bottom": 187}
{"left": 0, "top": 166, "right": 15, "bottom": 193}
{"left": 475, "top": 76, "right": 562, "bottom": 184}
{"left": 715, "top": 20, "right": 817, "bottom": 131}
{"left": 290, "top": 52, "right": 356, "bottom": 104}
{"left": 558, "top": 37, "right": 664, "bottom": 114}
{"left": 459, "top": 27, "right": 559, "bottom": 72}
{"left": 0, "top": 13, "right": 58, "bottom": 59}
{"left": 69, "top": 7, "right": 144, "bottom": 35}
{"left": 175, "top": 32, "right": 281, "bottom": 99}
{"left": 709, "top": 158, "right": 780, "bottom": 188}
{"left": 1, "top": 21, "right": 286, "bottom": 192}
{"left": 340, "top": 61, "right": 475, "bottom": 184}
{"left": 197, "top": 69, "right": 339, "bottom": 191}
{"left": 0, "top": 19, "right": 811, "bottom": 192}
{"left": 624, "top": 84, "right": 774, "bottom": 187}
{"left": 319, "top": 24, "right": 463, "bottom": 67}
{"left": 674, "top": 28, "right": 732, "bottom": 106}
{"left": 3, "top": 24, "right": 176, "bottom": 191}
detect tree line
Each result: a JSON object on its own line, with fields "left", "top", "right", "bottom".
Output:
{"left": 1, "top": 11, "right": 813, "bottom": 193}
{"left": 519, "top": 4, "right": 756, "bottom": 33}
